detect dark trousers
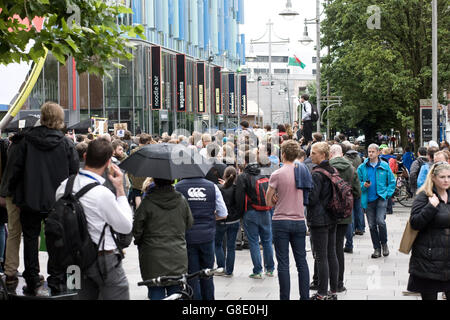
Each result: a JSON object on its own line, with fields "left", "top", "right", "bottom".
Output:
{"left": 335, "top": 224, "right": 349, "bottom": 288}
{"left": 187, "top": 241, "right": 215, "bottom": 300}
{"left": 310, "top": 224, "right": 339, "bottom": 297}
{"left": 302, "top": 120, "right": 313, "bottom": 143}
{"left": 19, "top": 207, "right": 49, "bottom": 289}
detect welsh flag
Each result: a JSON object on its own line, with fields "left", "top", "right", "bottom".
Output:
{"left": 288, "top": 55, "right": 306, "bottom": 69}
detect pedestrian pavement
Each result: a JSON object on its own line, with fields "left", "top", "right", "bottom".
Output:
{"left": 30, "top": 202, "right": 444, "bottom": 300}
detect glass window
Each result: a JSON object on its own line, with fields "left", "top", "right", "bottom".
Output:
{"left": 133, "top": 44, "right": 146, "bottom": 134}
{"left": 79, "top": 73, "right": 89, "bottom": 110}
{"left": 59, "top": 62, "right": 69, "bottom": 109}
{"left": 104, "top": 63, "right": 119, "bottom": 125}
{"left": 44, "top": 53, "right": 58, "bottom": 103}
{"left": 89, "top": 74, "right": 103, "bottom": 114}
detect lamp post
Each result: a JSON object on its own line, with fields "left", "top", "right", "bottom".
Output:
{"left": 280, "top": 0, "right": 322, "bottom": 133}
{"left": 432, "top": 0, "right": 438, "bottom": 142}
{"left": 250, "top": 20, "right": 290, "bottom": 127}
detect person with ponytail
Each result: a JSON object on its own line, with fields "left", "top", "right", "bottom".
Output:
{"left": 214, "top": 167, "right": 241, "bottom": 277}
{"left": 407, "top": 162, "right": 450, "bottom": 300}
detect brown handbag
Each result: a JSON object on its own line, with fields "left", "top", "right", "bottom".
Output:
{"left": 398, "top": 219, "right": 419, "bottom": 254}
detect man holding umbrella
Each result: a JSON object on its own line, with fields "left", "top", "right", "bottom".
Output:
{"left": 120, "top": 143, "right": 228, "bottom": 300}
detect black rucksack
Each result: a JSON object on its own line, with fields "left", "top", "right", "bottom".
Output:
{"left": 45, "top": 175, "right": 100, "bottom": 272}
{"left": 304, "top": 102, "right": 319, "bottom": 122}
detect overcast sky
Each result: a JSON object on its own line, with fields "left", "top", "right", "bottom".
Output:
{"left": 241, "top": 0, "right": 320, "bottom": 60}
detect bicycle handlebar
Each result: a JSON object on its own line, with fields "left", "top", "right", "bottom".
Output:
{"left": 137, "top": 268, "right": 224, "bottom": 287}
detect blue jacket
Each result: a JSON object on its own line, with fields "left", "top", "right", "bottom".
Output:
{"left": 357, "top": 158, "right": 396, "bottom": 209}
{"left": 294, "top": 161, "right": 313, "bottom": 205}
{"left": 175, "top": 178, "right": 216, "bottom": 245}
{"left": 417, "top": 162, "right": 431, "bottom": 189}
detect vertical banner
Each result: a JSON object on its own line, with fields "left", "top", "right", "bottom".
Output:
{"left": 176, "top": 54, "right": 186, "bottom": 112}
{"left": 240, "top": 75, "right": 247, "bottom": 115}
{"left": 214, "top": 67, "right": 222, "bottom": 114}
{"left": 197, "top": 62, "right": 205, "bottom": 113}
{"left": 228, "top": 73, "right": 235, "bottom": 114}
{"left": 151, "top": 46, "right": 161, "bottom": 110}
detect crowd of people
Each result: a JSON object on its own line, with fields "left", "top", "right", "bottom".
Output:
{"left": 0, "top": 99, "right": 450, "bottom": 301}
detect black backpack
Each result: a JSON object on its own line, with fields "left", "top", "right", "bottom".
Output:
{"left": 45, "top": 175, "right": 100, "bottom": 272}
{"left": 304, "top": 102, "right": 319, "bottom": 122}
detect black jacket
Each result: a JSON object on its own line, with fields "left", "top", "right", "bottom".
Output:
{"left": 409, "top": 189, "right": 450, "bottom": 281}
{"left": 235, "top": 163, "right": 266, "bottom": 216}
{"left": 0, "top": 133, "right": 25, "bottom": 198}
{"left": 9, "top": 126, "right": 79, "bottom": 212}
{"left": 307, "top": 160, "right": 337, "bottom": 227}
{"left": 218, "top": 183, "right": 241, "bottom": 223}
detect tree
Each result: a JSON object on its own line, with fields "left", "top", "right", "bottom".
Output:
{"left": 321, "top": 0, "right": 450, "bottom": 151}
{"left": 0, "top": 0, "right": 145, "bottom": 77}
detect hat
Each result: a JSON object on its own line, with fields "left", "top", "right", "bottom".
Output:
{"left": 428, "top": 140, "right": 439, "bottom": 148}
{"left": 379, "top": 144, "right": 388, "bottom": 149}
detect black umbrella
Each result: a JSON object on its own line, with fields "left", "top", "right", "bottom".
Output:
{"left": 119, "top": 143, "right": 213, "bottom": 180}
{"left": 5, "top": 115, "right": 40, "bottom": 131}
{"left": 68, "top": 119, "right": 92, "bottom": 132}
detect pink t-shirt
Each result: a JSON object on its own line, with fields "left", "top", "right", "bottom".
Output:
{"left": 269, "top": 163, "right": 305, "bottom": 221}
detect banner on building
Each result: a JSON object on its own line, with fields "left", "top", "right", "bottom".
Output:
{"left": 151, "top": 46, "right": 161, "bottom": 110}
{"left": 176, "top": 54, "right": 186, "bottom": 112}
{"left": 240, "top": 75, "right": 247, "bottom": 115}
{"left": 197, "top": 62, "right": 205, "bottom": 113}
{"left": 228, "top": 73, "right": 235, "bottom": 114}
{"left": 213, "top": 67, "right": 222, "bottom": 114}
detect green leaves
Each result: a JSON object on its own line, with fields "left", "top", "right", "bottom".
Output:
{"left": 321, "top": 0, "right": 450, "bottom": 147}
{"left": 0, "top": 0, "right": 146, "bottom": 76}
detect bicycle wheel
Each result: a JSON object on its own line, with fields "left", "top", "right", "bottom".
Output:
{"left": 395, "top": 184, "right": 413, "bottom": 207}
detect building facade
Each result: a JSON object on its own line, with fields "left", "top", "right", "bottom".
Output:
{"left": 17, "top": 0, "right": 247, "bottom": 135}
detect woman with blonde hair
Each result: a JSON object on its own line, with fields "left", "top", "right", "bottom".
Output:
{"left": 407, "top": 161, "right": 450, "bottom": 300}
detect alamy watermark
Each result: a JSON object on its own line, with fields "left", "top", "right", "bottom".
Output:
{"left": 367, "top": 5, "right": 381, "bottom": 30}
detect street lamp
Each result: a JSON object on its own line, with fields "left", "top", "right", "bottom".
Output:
{"left": 279, "top": 0, "right": 299, "bottom": 21}
{"left": 250, "top": 20, "right": 290, "bottom": 127}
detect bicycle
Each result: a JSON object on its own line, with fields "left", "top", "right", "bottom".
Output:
{"left": 394, "top": 162, "right": 414, "bottom": 208}
{"left": 137, "top": 268, "right": 224, "bottom": 300}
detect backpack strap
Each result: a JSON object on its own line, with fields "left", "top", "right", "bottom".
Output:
{"left": 63, "top": 175, "right": 77, "bottom": 198}
{"left": 74, "top": 182, "right": 100, "bottom": 200}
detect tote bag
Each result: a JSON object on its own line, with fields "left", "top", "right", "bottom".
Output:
{"left": 398, "top": 219, "right": 418, "bottom": 254}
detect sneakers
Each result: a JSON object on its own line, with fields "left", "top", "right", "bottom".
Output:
{"left": 265, "top": 271, "right": 274, "bottom": 277}
{"left": 344, "top": 247, "right": 353, "bottom": 254}
{"left": 327, "top": 292, "right": 338, "bottom": 300}
{"left": 355, "top": 230, "right": 364, "bottom": 236}
{"left": 311, "top": 293, "right": 337, "bottom": 300}
{"left": 371, "top": 248, "right": 382, "bottom": 259}
{"left": 249, "top": 273, "right": 263, "bottom": 279}
{"left": 382, "top": 244, "right": 390, "bottom": 257}
{"left": 336, "top": 286, "right": 347, "bottom": 293}
{"left": 310, "top": 293, "right": 326, "bottom": 300}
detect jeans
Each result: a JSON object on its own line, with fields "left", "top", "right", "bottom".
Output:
{"left": 310, "top": 224, "right": 339, "bottom": 297}
{"left": 335, "top": 224, "right": 349, "bottom": 288}
{"left": 345, "top": 222, "right": 353, "bottom": 249}
{"left": 19, "top": 207, "right": 48, "bottom": 289}
{"left": 0, "top": 224, "right": 6, "bottom": 272}
{"left": 272, "top": 220, "right": 310, "bottom": 300}
{"left": 148, "top": 285, "right": 181, "bottom": 300}
{"left": 386, "top": 197, "right": 393, "bottom": 214}
{"left": 242, "top": 209, "right": 275, "bottom": 274}
{"left": 187, "top": 241, "right": 215, "bottom": 300}
{"left": 353, "top": 198, "right": 365, "bottom": 232}
{"left": 215, "top": 221, "right": 240, "bottom": 275}
{"left": 365, "top": 198, "right": 388, "bottom": 250}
